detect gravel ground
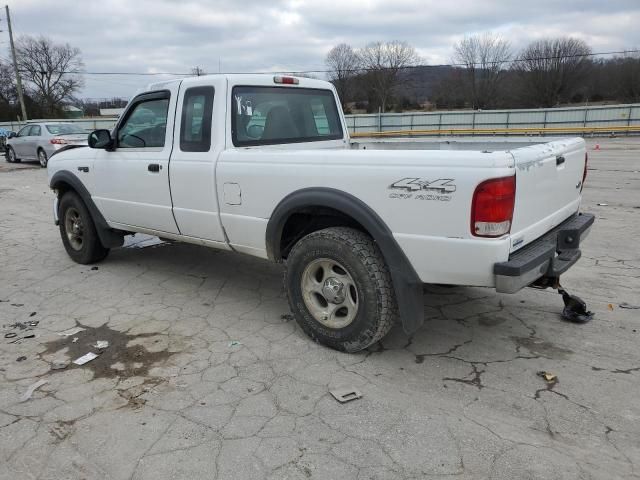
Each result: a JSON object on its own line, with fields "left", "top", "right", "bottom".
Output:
{"left": 0, "top": 138, "right": 639, "bottom": 479}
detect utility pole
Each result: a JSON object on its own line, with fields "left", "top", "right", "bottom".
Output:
{"left": 5, "top": 5, "right": 27, "bottom": 121}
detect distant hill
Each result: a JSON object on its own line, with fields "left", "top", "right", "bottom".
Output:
{"left": 396, "top": 65, "right": 457, "bottom": 103}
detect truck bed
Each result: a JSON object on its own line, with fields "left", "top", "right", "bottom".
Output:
{"left": 351, "top": 136, "right": 570, "bottom": 151}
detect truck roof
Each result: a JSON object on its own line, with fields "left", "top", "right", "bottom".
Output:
{"left": 145, "top": 73, "right": 333, "bottom": 94}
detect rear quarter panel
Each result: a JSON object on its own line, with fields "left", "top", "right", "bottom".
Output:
{"left": 216, "top": 148, "right": 515, "bottom": 286}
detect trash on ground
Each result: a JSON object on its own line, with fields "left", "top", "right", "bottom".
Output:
{"left": 58, "top": 326, "right": 85, "bottom": 337}
{"left": 537, "top": 371, "right": 557, "bottom": 384}
{"left": 29, "top": 312, "right": 37, "bottom": 317}
{"left": 51, "top": 361, "right": 69, "bottom": 370}
{"left": 608, "top": 303, "right": 614, "bottom": 311}
{"left": 16, "top": 356, "right": 26, "bottom": 362}
{"left": 22, "top": 334, "right": 35, "bottom": 339}
{"left": 93, "top": 340, "right": 109, "bottom": 349}
{"left": 597, "top": 203, "right": 608, "bottom": 206}
{"left": 20, "top": 379, "right": 48, "bottom": 402}
{"left": 619, "top": 302, "right": 640, "bottom": 309}
{"left": 8, "top": 322, "right": 29, "bottom": 330}
{"left": 72, "top": 337, "right": 79, "bottom": 343}
{"left": 228, "top": 341, "right": 242, "bottom": 347}
{"left": 4, "top": 332, "right": 17, "bottom": 339}
{"left": 73, "top": 352, "right": 99, "bottom": 365}
{"left": 91, "top": 266, "right": 99, "bottom": 271}
{"left": 27, "top": 320, "right": 38, "bottom": 327}
{"left": 123, "top": 234, "right": 166, "bottom": 249}
{"left": 330, "top": 387, "right": 363, "bottom": 403}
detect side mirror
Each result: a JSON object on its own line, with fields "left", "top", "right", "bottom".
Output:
{"left": 88, "top": 129, "right": 113, "bottom": 149}
{"left": 7, "top": 131, "right": 16, "bottom": 138}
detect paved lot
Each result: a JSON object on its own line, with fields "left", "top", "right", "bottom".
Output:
{"left": 0, "top": 138, "right": 639, "bottom": 479}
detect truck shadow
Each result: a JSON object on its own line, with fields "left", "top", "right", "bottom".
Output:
{"left": 106, "top": 239, "right": 571, "bottom": 370}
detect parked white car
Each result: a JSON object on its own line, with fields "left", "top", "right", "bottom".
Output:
{"left": 47, "top": 74, "right": 593, "bottom": 352}
{"left": 6, "top": 122, "right": 88, "bottom": 167}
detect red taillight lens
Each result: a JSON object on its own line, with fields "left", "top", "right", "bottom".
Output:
{"left": 50, "top": 138, "right": 67, "bottom": 144}
{"left": 581, "top": 152, "right": 588, "bottom": 192}
{"left": 471, "top": 176, "right": 516, "bottom": 237}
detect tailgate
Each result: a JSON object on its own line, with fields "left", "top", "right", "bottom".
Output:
{"left": 509, "top": 138, "right": 586, "bottom": 252}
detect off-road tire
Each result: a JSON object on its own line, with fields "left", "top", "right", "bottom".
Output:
{"left": 59, "top": 191, "right": 109, "bottom": 264}
{"left": 6, "top": 147, "right": 19, "bottom": 163}
{"left": 285, "top": 227, "right": 397, "bottom": 352}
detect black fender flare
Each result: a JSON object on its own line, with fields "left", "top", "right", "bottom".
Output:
{"left": 49, "top": 170, "right": 124, "bottom": 248}
{"left": 266, "top": 187, "right": 424, "bottom": 334}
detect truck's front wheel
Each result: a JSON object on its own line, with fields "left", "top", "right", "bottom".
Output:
{"left": 285, "top": 227, "right": 397, "bottom": 352}
{"left": 59, "top": 192, "right": 109, "bottom": 264}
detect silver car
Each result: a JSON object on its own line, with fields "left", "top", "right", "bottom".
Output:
{"left": 6, "top": 123, "right": 89, "bottom": 167}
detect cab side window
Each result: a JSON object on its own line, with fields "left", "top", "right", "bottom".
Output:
{"left": 180, "top": 86, "right": 214, "bottom": 152}
{"left": 117, "top": 97, "right": 169, "bottom": 148}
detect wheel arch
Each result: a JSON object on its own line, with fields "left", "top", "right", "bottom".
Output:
{"left": 266, "top": 187, "right": 424, "bottom": 334}
{"left": 50, "top": 170, "right": 124, "bottom": 248}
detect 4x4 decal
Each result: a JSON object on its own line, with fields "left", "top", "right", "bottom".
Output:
{"left": 388, "top": 177, "right": 456, "bottom": 202}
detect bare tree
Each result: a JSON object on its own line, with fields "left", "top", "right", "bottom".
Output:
{"left": 453, "top": 33, "right": 511, "bottom": 108}
{"left": 325, "top": 43, "right": 360, "bottom": 107}
{"left": 16, "top": 35, "right": 84, "bottom": 117}
{"left": 0, "top": 61, "right": 16, "bottom": 106}
{"left": 514, "top": 37, "right": 592, "bottom": 107}
{"left": 359, "top": 41, "right": 419, "bottom": 112}
{"left": 191, "top": 66, "right": 206, "bottom": 76}
{"left": 0, "top": 61, "right": 18, "bottom": 121}
{"left": 614, "top": 51, "right": 640, "bottom": 102}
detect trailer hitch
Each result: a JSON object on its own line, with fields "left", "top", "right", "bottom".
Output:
{"left": 531, "top": 276, "right": 594, "bottom": 323}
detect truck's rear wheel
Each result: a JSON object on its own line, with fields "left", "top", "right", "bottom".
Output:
{"left": 59, "top": 192, "right": 109, "bottom": 264}
{"left": 285, "top": 227, "right": 397, "bottom": 352}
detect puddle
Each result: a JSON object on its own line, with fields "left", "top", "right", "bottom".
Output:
{"left": 42, "top": 323, "right": 174, "bottom": 379}
{"left": 511, "top": 336, "right": 573, "bottom": 359}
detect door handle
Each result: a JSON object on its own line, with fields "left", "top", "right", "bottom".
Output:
{"left": 148, "top": 163, "right": 161, "bottom": 172}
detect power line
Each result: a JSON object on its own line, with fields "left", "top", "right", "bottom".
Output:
{"left": 19, "top": 47, "right": 640, "bottom": 78}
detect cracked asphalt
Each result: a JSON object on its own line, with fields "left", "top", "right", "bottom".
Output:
{"left": 1, "top": 138, "right": 639, "bottom": 479}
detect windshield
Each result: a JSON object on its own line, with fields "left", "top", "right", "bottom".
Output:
{"left": 46, "top": 124, "right": 87, "bottom": 135}
{"left": 232, "top": 86, "right": 343, "bottom": 147}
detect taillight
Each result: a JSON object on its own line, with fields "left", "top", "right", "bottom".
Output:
{"left": 50, "top": 138, "right": 67, "bottom": 145}
{"left": 471, "top": 176, "right": 516, "bottom": 237}
{"left": 581, "top": 152, "right": 588, "bottom": 192}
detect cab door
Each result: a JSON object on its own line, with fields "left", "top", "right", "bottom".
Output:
{"left": 168, "top": 76, "right": 227, "bottom": 242}
{"left": 92, "top": 84, "right": 181, "bottom": 234}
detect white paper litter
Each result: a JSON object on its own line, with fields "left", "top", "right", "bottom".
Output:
{"left": 58, "top": 327, "right": 85, "bottom": 337}
{"left": 73, "top": 352, "right": 99, "bottom": 365}
{"left": 93, "top": 340, "right": 109, "bottom": 349}
{"left": 20, "top": 379, "right": 48, "bottom": 402}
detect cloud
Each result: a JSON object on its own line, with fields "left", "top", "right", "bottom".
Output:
{"left": 6, "top": 0, "right": 640, "bottom": 98}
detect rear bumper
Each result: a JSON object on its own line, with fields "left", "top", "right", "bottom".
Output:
{"left": 494, "top": 212, "right": 594, "bottom": 293}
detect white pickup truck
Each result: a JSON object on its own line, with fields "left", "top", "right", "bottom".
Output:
{"left": 48, "top": 74, "right": 594, "bottom": 352}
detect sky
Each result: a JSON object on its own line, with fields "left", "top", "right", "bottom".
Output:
{"left": 4, "top": 0, "right": 640, "bottom": 99}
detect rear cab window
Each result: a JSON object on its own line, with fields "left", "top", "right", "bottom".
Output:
{"left": 180, "top": 86, "right": 214, "bottom": 152}
{"left": 232, "top": 86, "right": 343, "bottom": 147}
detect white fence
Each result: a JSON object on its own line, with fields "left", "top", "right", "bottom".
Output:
{"left": 2, "top": 103, "right": 640, "bottom": 136}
